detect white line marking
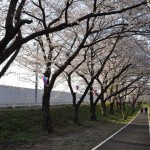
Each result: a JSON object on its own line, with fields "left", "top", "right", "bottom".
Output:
{"left": 91, "top": 113, "right": 139, "bottom": 150}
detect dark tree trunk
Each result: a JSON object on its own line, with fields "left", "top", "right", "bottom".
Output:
{"left": 122, "top": 110, "right": 127, "bottom": 120}
{"left": 122, "top": 101, "right": 125, "bottom": 111}
{"left": 90, "top": 103, "right": 97, "bottom": 121}
{"left": 119, "top": 98, "right": 122, "bottom": 110}
{"left": 72, "top": 92, "right": 76, "bottom": 107}
{"left": 109, "top": 101, "right": 114, "bottom": 114}
{"left": 121, "top": 102, "right": 127, "bottom": 120}
{"left": 42, "top": 86, "right": 53, "bottom": 133}
{"left": 101, "top": 100, "right": 107, "bottom": 116}
{"left": 116, "top": 100, "right": 119, "bottom": 111}
{"left": 89, "top": 87, "right": 94, "bottom": 113}
{"left": 131, "top": 99, "right": 136, "bottom": 113}
{"left": 73, "top": 104, "right": 80, "bottom": 124}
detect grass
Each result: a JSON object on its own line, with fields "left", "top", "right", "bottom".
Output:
{"left": 0, "top": 108, "right": 42, "bottom": 143}
{"left": 0, "top": 104, "right": 139, "bottom": 145}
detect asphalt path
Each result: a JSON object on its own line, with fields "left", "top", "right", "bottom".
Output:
{"left": 92, "top": 113, "right": 150, "bottom": 150}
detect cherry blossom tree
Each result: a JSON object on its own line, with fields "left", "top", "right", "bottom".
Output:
{"left": 0, "top": 0, "right": 149, "bottom": 132}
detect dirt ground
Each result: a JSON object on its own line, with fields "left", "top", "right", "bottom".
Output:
{"left": 4, "top": 122, "right": 124, "bottom": 150}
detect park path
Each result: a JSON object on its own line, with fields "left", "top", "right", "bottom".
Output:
{"left": 91, "top": 112, "right": 150, "bottom": 150}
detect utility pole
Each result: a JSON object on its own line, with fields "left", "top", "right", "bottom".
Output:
{"left": 35, "top": 70, "right": 38, "bottom": 103}
{"left": 34, "top": 42, "right": 38, "bottom": 103}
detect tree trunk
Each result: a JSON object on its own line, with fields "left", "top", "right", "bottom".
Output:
{"left": 122, "top": 101, "right": 125, "bottom": 111}
{"left": 89, "top": 87, "right": 94, "bottom": 113}
{"left": 90, "top": 103, "right": 97, "bottom": 121}
{"left": 131, "top": 99, "right": 136, "bottom": 113}
{"left": 73, "top": 104, "right": 80, "bottom": 124}
{"left": 72, "top": 92, "right": 76, "bottom": 107}
{"left": 42, "top": 86, "right": 53, "bottom": 133}
{"left": 119, "top": 98, "right": 122, "bottom": 110}
{"left": 122, "top": 110, "right": 127, "bottom": 120}
{"left": 109, "top": 101, "right": 114, "bottom": 114}
{"left": 116, "top": 100, "right": 119, "bottom": 111}
{"left": 121, "top": 102, "right": 127, "bottom": 120}
{"left": 101, "top": 100, "right": 107, "bottom": 116}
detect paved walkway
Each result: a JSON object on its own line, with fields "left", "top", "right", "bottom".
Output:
{"left": 92, "top": 113, "right": 150, "bottom": 150}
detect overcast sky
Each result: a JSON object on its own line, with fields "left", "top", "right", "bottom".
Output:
{"left": 0, "top": 62, "right": 70, "bottom": 92}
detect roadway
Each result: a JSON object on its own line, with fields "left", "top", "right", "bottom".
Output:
{"left": 92, "top": 112, "right": 150, "bottom": 150}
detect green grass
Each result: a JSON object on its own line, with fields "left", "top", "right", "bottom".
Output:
{"left": 0, "top": 104, "right": 139, "bottom": 144}
{"left": 0, "top": 108, "right": 42, "bottom": 143}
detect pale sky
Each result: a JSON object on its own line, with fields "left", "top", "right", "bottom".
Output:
{"left": 0, "top": 62, "right": 70, "bottom": 92}
{"left": 0, "top": 64, "right": 40, "bottom": 89}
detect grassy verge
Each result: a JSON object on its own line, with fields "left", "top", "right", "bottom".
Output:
{"left": 0, "top": 104, "right": 139, "bottom": 145}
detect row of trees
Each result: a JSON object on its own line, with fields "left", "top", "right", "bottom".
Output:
{"left": 0, "top": 0, "right": 150, "bottom": 132}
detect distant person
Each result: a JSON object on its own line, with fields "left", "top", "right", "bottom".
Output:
{"left": 145, "top": 107, "right": 148, "bottom": 114}
{"left": 140, "top": 107, "right": 143, "bottom": 114}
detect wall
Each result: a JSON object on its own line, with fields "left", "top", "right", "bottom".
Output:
{"left": 0, "top": 85, "right": 89, "bottom": 108}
